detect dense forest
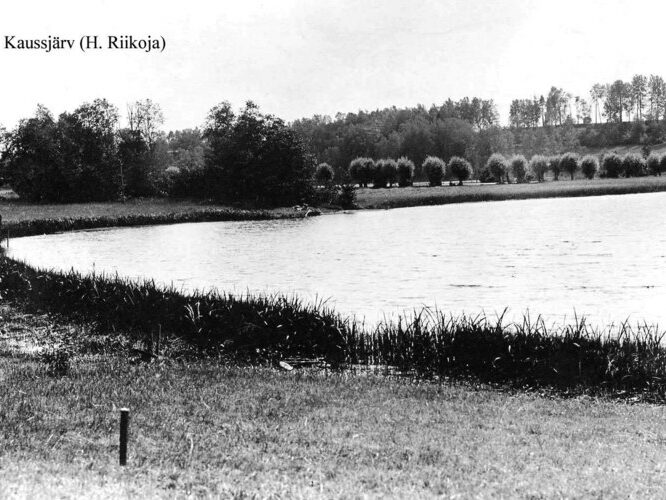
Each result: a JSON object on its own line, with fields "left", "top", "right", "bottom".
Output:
{"left": 293, "top": 74, "right": 666, "bottom": 180}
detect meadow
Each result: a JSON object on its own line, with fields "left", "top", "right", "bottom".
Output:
{"left": 2, "top": 308, "right": 666, "bottom": 498}
{"left": 355, "top": 175, "right": 666, "bottom": 209}
{"left": 2, "top": 175, "right": 666, "bottom": 237}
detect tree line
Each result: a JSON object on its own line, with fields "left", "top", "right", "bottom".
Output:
{"left": 0, "top": 100, "right": 316, "bottom": 206}
{"left": 510, "top": 75, "right": 666, "bottom": 127}
{"left": 4, "top": 85, "right": 666, "bottom": 207}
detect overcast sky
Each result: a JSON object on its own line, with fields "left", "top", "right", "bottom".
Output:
{"left": 1, "top": 0, "right": 666, "bottom": 131}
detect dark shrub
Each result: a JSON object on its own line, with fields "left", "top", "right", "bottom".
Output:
{"left": 559, "top": 153, "right": 579, "bottom": 180}
{"left": 549, "top": 155, "right": 561, "bottom": 180}
{"left": 529, "top": 155, "right": 548, "bottom": 182}
{"left": 335, "top": 184, "right": 356, "bottom": 208}
{"left": 161, "top": 166, "right": 206, "bottom": 198}
{"left": 509, "top": 155, "right": 528, "bottom": 183}
{"left": 478, "top": 167, "right": 495, "bottom": 183}
{"left": 315, "top": 163, "right": 334, "bottom": 184}
{"left": 372, "top": 159, "right": 388, "bottom": 188}
{"left": 647, "top": 153, "right": 662, "bottom": 176}
{"left": 422, "top": 156, "right": 445, "bottom": 186}
{"left": 396, "top": 157, "right": 415, "bottom": 187}
{"left": 361, "top": 158, "right": 376, "bottom": 186}
{"left": 623, "top": 153, "right": 647, "bottom": 177}
{"left": 118, "top": 128, "right": 158, "bottom": 197}
{"left": 349, "top": 157, "right": 373, "bottom": 187}
{"left": 601, "top": 152, "right": 624, "bottom": 178}
{"left": 203, "top": 101, "right": 314, "bottom": 206}
{"left": 381, "top": 159, "right": 398, "bottom": 187}
{"left": 580, "top": 155, "right": 599, "bottom": 180}
{"left": 448, "top": 156, "right": 473, "bottom": 185}
{"left": 485, "top": 153, "right": 507, "bottom": 184}
{"left": 660, "top": 155, "right": 666, "bottom": 177}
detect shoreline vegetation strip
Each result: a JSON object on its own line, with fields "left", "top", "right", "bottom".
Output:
{"left": 3, "top": 255, "right": 666, "bottom": 400}
{"left": 5, "top": 176, "right": 666, "bottom": 236}
{"left": 0, "top": 207, "right": 307, "bottom": 238}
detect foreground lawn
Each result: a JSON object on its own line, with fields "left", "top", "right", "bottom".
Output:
{"left": 2, "top": 310, "right": 666, "bottom": 498}
{"left": 356, "top": 175, "right": 666, "bottom": 209}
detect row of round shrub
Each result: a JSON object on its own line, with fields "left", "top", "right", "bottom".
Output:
{"left": 349, "top": 151, "right": 666, "bottom": 188}
{"left": 484, "top": 151, "right": 666, "bottom": 183}
{"left": 349, "top": 155, "right": 473, "bottom": 188}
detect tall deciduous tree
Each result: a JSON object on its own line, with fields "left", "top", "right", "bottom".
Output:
{"left": 127, "top": 99, "right": 165, "bottom": 147}
{"left": 631, "top": 74, "right": 647, "bottom": 121}
{"left": 203, "top": 101, "right": 314, "bottom": 206}
{"left": 648, "top": 75, "right": 666, "bottom": 121}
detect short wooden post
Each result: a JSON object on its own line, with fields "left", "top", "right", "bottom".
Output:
{"left": 119, "top": 408, "right": 130, "bottom": 466}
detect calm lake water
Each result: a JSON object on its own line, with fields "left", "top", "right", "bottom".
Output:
{"left": 7, "top": 192, "right": 666, "bottom": 326}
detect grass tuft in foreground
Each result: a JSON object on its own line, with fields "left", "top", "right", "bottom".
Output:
{"left": 3, "top": 255, "right": 666, "bottom": 399}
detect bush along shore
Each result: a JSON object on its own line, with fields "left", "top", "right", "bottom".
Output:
{"left": 1, "top": 207, "right": 313, "bottom": 238}
{"left": 3, "top": 255, "right": 666, "bottom": 400}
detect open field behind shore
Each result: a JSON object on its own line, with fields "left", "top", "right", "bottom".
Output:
{"left": 1, "top": 176, "right": 666, "bottom": 228}
{"left": 2, "top": 308, "right": 666, "bottom": 498}
{"left": 355, "top": 175, "right": 666, "bottom": 209}
{"left": 0, "top": 198, "right": 303, "bottom": 225}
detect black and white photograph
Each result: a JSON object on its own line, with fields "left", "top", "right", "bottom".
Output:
{"left": 2, "top": 0, "right": 666, "bottom": 497}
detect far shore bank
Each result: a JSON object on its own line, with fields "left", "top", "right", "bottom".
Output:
{"left": 355, "top": 175, "right": 666, "bottom": 209}
{"left": 3, "top": 175, "right": 666, "bottom": 237}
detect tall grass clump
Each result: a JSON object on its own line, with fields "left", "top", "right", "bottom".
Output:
{"left": 6, "top": 255, "right": 666, "bottom": 399}
{"left": 509, "top": 155, "right": 528, "bottom": 183}
{"left": 422, "top": 156, "right": 445, "bottom": 186}
{"left": 346, "top": 310, "right": 666, "bottom": 399}
{"left": 580, "top": 155, "right": 599, "bottom": 180}
{"left": 647, "top": 153, "right": 662, "bottom": 176}
{"left": 448, "top": 156, "right": 473, "bottom": 186}
{"left": 396, "top": 157, "right": 415, "bottom": 187}
{"left": 486, "top": 154, "right": 508, "bottom": 184}
{"left": 559, "top": 152, "right": 579, "bottom": 180}
{"left": 623, "top": 153, "right": 647, "bottom": 177}
{"left": 529, "top": 155, "right": 549, "bottom": 182}
{"left": 601, "top": 152, "right": 624, "bottom": 178}
{"left": 0, "top": 257, "right": 348, "bottom": 363}
{"left": 549, "top": 155, "right": 561, "bottom": 180}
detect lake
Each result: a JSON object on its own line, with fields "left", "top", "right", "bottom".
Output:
{"left": 7, "top": 192, "right": 666, "bottom": 326}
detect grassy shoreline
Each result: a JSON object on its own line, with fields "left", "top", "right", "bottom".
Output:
{"left": 2, "top": 176, "right": 666, "bottom": 237}
{"left": 3, "top": 255, "right": 666, "bottom": 400}
{"left": 4, "top": 333, "right": 666, "bottom": 497}
{"left": 356, "top": 175, "right": 666, "bottom": 209}
{"left": 0, "top": 199, "right": 315, "bottom": 238}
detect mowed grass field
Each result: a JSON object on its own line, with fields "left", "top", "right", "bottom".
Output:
{"left": 2, "top": 176, "right": 666, "bottom": 224}
{"left": 355, "top": 175, "right": 666, "bottom": 209}
{"left": 0, "top": 197, "right": 309, "bottom": 225}
{"left": 0, "top": 197, "right": 226, "bottom": 224}
{"left": 1, "top": 309, "right": 666, "bottom": 498}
